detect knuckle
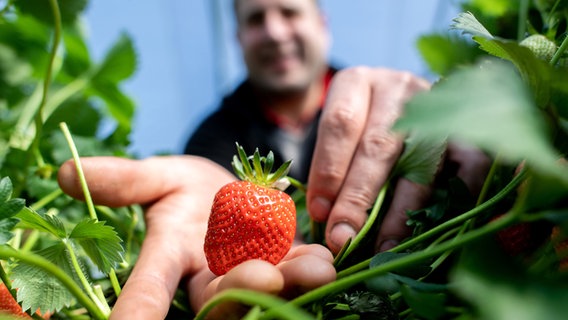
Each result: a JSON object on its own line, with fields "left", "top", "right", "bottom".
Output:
{"left": 342, "top": 186, "right": 377, "bottom": 212}
{"left": 337, "top": 66, "right": 370, "bottom": 80}
{"left": 322, "top": 101, "right": 360, "bottom": 136}
{"left": 359, "top": 131, "right": 402, "bottom": 160}
{"left": 311, "top": 162, "right": 344, "bottom": 187}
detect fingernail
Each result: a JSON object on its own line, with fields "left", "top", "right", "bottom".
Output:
{"left": 330, "top": 223, "right": 356, "bottom": 250}
{"left": 378, "top": 240, "right": 399, "bottom": 252}
{"left": 310, "top": 197, "right": 331, "bottom": 221}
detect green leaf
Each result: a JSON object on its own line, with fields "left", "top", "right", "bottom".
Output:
{"left": 451, "top": 239, "right": 568, "bottom": 320}
{"left": 395, "top": 59, "right": 565, "bottom": 183}
{"left": 0, "top": 177, "right": 14, "bottom": 203}
{"left": 0, "top": 218, "right": 19, "bottom": 244}
{"left": 416, "top": 34, "right": 481, "bottom": 76}
{"left": 15, "top": 0, "right": 88, "bottom": 25}
{"left": 62, "top": 25, "right": 92, "bottom": 77}
{"left": 393, "top": 133, "right": 446, "bottom": 185}
{"left": 474, "top": 37, "right": 554, "bottom": 108}
{"left": 451, "top": 11, "right": 494, "bottom": 38}
{"left": 92, "top": 32, "right": 137, "bottom": 84}
{"left": 0, "top": 198, "right": 25, "bottom": 220}
{"left": 69, "top": 219, "right": 124, "bottom": 273}
{"left": 15, "top": 207, "right": 67, "bottom": 239}
{"left": 11, "top": 244, "right": 78, "bottom": 314}
{"left": 43, "top": 99, "right": 102, "bottom": 138}
{"left": 469, "top": 0, "right": 519, "bottom": 16}
{"left": 365, "top": 273, "right": 401, "bottom": 294}
{"left": 88, "top": 81, "right": 135, "bottom": 134}
{"left": 400, "top": 284, "right": 447, "bottom": 320}
{"left": 370, "top": 252, "right": 431, "bottom": 278}
{"left": 522, "top": 167, "right": 568, "bottom": 212}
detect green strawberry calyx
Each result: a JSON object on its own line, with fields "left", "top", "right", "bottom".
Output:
{"left": 231, "top": 142, "right": 292, "bottom": 191}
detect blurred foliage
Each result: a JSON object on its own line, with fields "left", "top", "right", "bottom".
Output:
{"left": 0, "top": 0, "right": 146, "bottom": 318}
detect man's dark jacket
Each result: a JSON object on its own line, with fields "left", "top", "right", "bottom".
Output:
{"left": 184, "top": 67, "right": 338, "bottom": 184}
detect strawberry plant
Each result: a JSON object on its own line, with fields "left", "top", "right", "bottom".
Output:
{"left": 1, "top": 0, "right": 568, "bottom": 319}
{"left": 0, "top": 0, "right": 145, "bottom": 319}
{"left": 195, "top": 0, "right": 568, "bottom": 319}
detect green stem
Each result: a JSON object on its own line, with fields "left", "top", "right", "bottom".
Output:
{"left": 334, "top": 184, "right": 387, "bottom": 267}
{"left": 476, "top": 155, "right": 501, "bottom": 206}
{"left": 194, "top": 288, "right": 315, "bottom": 320}
{"left": 269, "top": 212, "right": 518, "bottom": 314}
{"left": 63, "top": 240, "right": 111, "bottom": 316}
{"left": 551, "top": 32, "right": 568, "bottom": 66}
{"left": 43, "top": 75, "right": 90, "bottom": 119}
{"left": 336, "top": 168, "right": 527, "bottom": 277}
{"left": 25, "top": 0, "right": 62, "bottom": 173}
{"left": 287, "top": 177, "right": 306, "bottom": 194}
{"left": 60, "top": 123, "right": 123, "bottom": 301}
{"left": 30, "top": 188, "right": 64, "bottom": 211}
{"left": 517, "top": 0, "right": 530, "bottom": 41}
{"left": 60, "top": 123, "right": 97, "bottom": 221}
{"left": 0, "top": 245, "right": 107, "bottom": 320}
{"left": 108, "top": 269, "right": 122, "bottom": 297}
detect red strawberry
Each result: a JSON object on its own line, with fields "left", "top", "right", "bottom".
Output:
{"left": 492, "top": 214, "right": 551, "bottom": 257}
{"left": 551, "top": 226, "right": 568, "bottom": 271}
{"left": 493, "top": 216, "right": 533, "bottom": 256}
{"left": 204, "top": 143, "right": 297, "bottom": 276}
{"left": 0, "top": 283, "right": 31, "bottom": 319}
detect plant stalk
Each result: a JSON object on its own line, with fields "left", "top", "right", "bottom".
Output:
{"left": 195, "top": 288, "right": 315, "bottom": 320}
{"left": 269, "top": 211, "right": 519, "bottom": 315}
{"left": 337, "top": 168, "right": 527, "bottom": 278}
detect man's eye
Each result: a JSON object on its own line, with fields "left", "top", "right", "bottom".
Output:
{"left": 247, "top": 13, "right": 264, "bottom": 26}
{"left": 281, "top": 8, "right": 298, "bottom": 19}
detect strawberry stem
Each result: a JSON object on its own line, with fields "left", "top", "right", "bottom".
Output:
{"left": 336, "top": 167, "right": 527, "bottom": 278}
{"left": 63, "top": 239, "right": 111, "bottom": 316}
{"left": 194, "top": 288, "right": 314, "bottom": 320}
{"left": 334, "top": 184, "right": 388, "bottom": 268}
{"left": 550, "top": 32, "right": 568, "bottom": 66}
{"left": 264, "top": 211, "right": 519, "bottom": 316}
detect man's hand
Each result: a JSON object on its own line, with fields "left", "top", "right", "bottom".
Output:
{"left": 307, "top": 67, "right": 433, "bottom": 253}
{"left": 58, "top": 156, "right": 335, "bottom": 320}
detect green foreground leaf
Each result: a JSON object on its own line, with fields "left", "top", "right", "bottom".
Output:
{"left": 394, "top": 59, "right": 565, "bottom": 182}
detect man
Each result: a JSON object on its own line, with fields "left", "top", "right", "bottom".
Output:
{"left": 184, "top": 0, "right": 431, "bottom": 254}
{"left": 59, "top": 0, "right": 482, "bottom": 318}
{"left": 185, "top": 0, "right": 334, "bottom": 182}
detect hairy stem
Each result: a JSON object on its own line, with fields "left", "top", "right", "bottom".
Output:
{"left": 63, "top": 240, "right": 111, "bottom": 316}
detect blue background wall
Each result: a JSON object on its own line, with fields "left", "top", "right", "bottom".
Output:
{"left": 84, "top": 1, "right": 460, "bottom": 158}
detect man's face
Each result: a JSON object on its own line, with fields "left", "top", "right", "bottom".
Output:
{"left": 235, "top": 0, "right": 330, "bottom": 94}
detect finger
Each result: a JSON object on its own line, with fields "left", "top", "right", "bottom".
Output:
{"left": 278, "top": 253, "right": 336, "bottom": 298}
{"left": 57, "top": 156, "right": 233, "bottom": 207}
{"left": 324, "top": 70, "right": 430, "bottom": 253}
{"left": 446, "top": 142, "right": 492, "bottom": 196}
{"left": 284, "top": 244, "right": 334, "bottom": 262}
{"left": 111, "top": 219, "right": 198, "bottom": 319}
{"left": 111, "top": 185, "right": 220, "bottom": 319}
{"left": 307, "top": 67, "right": 372, "bottom": 222}
{"left": 190, "top": 260, "right": 285, "bottom": 319}
{"left": 376, "top": 178, "right": 432, "bottom": 252}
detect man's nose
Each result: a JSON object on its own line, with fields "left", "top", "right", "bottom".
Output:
{"left": 262, "top": 11, "right": 291, "bottom": 41}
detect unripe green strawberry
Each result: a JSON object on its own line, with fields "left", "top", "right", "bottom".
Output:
{"left": 519, "top": 34, "right": 557, "bottom": 62}
{"left": 204, "top": 143, "right": 296, "bottom": 276}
